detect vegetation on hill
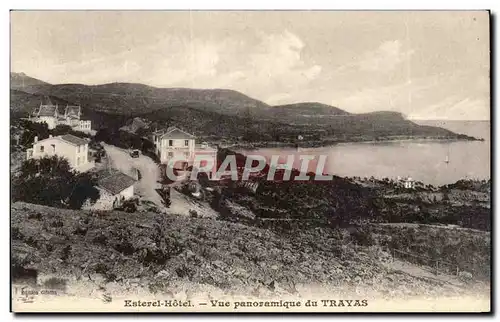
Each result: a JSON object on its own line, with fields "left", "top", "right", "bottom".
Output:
{"left": 273, "top": 102, "right": 351, "bottom": 116}
{"left": 10, "top": 120, "right": 94, "bottom": 151}
{"left": 10, "top": 89, "right": 70, "bottom": 118}
{"left": 10, "top": 73, "right": 481, "bottom": 144}
{"left": 11, "top": 156, "right": 100, "bottom": 209}
{"left": 11, "top": 202, "right": 490, "bottom": 300}
{"left": 366, "top": 224, "right": 490, "bottom": 280}
{"left": 208, "top": 149, "right": 491, "bottom": 232}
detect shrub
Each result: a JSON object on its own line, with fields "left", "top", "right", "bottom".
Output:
{"left": 122, "top": 199, "right": 138, "bottom": 213}
{"left": 350, "top": 227, "right": 376, "bottom": 246}
{"left": 12, "top": 156, "right": 100, "bottom": 209}
{"left": 28, "top": 212, "right": 43, "bottom": 220}
{"left": 50, "top": 219, "right": 64, "bottom": 228}
{"left": 189, "top": 209, "right": 198, "bottom": 218}
{"left": 43, "top": 277, "right": 67, "bottom": 290}
{"left": 458, "top": 270, "right": 473, "bottom": 283}
{"left": 175, "top": 264, "right": 194, "bottom": 279}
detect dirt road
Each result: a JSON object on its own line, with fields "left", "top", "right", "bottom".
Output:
{"left": 168, "top": 186, "right": 219, "bottom": 218}
{"left": 102, "top": 143, "right": 219, "bottom": 218}
{"left": 102, "top": 144, "right": 164, "bottom": 206}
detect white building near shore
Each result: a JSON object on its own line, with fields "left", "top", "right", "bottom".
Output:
{"left": 398, "top": 176, "right": 415, "bottom": 189}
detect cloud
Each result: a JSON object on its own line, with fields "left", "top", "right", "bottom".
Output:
{"left": 145, "top": 37, "right": 223, "bottom": 86}
{"left": 13, "top": 29, "right": 322, "bottom": 105}
{"left": 407, "top": 97, "right": 490, "bottom": 120}
{"left": 359, "top": 40, "right": 413, "bottom": 72}
{"left": 240, "top": 31, "right": 322, "bottom": 102}
{"left": 337, "top": 40, "right": 414, "bottom": 74}
{"left": 331, "top": 80, "right": 428, "bottom": 114}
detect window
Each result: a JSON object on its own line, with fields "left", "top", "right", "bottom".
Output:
{"left": 168, "top": 152, "right": 174, "bottom": 158}
{"left": 39, "top": 145, "right": 44, "bottom": 153}
{"left": 77, "top": 157, "right": 80, "bottom": 166}
{"left": 51, "top": 144, "right": 56, "bottom": 153}
{"left": 77, "top": 145, "right": 81, "bottom": 153}
{"left": 184, "top": 140, "right": 189, "bottom": 147}
{"left": 169, "top": 140, "right": 173, "bottom": 147}
{"left": 184, "top": 151, "right": 190, "bottom": 158}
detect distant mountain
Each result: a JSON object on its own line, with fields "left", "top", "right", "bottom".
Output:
{"left": 13, "top": 81, "right": 274, "bottom": 118}
{"left": 273, "top": 102, "right": 350, "bottom": 116}
{"left": 10, "top": 72, "right": 51, "bottom": 90}
{"left": 9, "top": 73, "right": 478, "bottom": 142}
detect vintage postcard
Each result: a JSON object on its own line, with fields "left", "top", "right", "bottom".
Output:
{"left": 10, "top": 10, "right": 491, "bottom": 313}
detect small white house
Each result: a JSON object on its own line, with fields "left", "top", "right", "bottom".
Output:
{"left": 84, "top": 170, "right": 137, "bottom": 211}
{"left": 26, "top": 134, "right": 94, "bottom": 172}
{"left": 403, "top": 177, "right": 416, "bottom": 189}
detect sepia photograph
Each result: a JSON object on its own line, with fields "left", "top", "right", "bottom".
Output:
{"left": 9, "top": 10, "right": 491, "bottom": 313}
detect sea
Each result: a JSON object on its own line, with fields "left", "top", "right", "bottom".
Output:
{"left": 238, "top": 120, "right": 491, "bottom": 186}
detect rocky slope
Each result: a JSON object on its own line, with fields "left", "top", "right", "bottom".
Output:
{"left": 11, "top": 202, "right": 489, "bottom": 304}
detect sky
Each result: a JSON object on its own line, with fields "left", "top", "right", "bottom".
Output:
{"left": 10, "top": 11, "right": 490, "bottom": 120}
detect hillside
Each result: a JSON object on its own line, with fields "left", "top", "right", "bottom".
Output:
{"left": 10, "top": 89, "right": 72, "bottom": 117}
{"left": 9, "top": 73, "right": 480, "bottom": 143}
{"left": 11, "top": 202, "right": 490, "bottom": 306}
{"left": 12, "top": 82, "right": 273, "bottom": 118}
{"left": 272, "top": 102, "right": 351, "bottom": 124}
{"left": 10, "top": 72, "right": 50, "bottom": 90}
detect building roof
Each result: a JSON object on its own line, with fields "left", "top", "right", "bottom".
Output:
{"left": 36, "top": 134, "right": 88, "bottom": 146}
{"left": 64, "top": 105, "right": 81, "bottom": 117}
{"left": 158, "top": 126, "right": 195, "bottom": 139}
{"left": 37, "top": 104, "right": 59, "bottom": 117}
{"left": 97, "top": 170, "right": 137, "bottom": 195}
{"left": 59, "top": 134, "right": 89, "bottom": 146}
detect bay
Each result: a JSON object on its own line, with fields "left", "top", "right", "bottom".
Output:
{"left": 238, "top": 120, "right": 490, "bottom": 186}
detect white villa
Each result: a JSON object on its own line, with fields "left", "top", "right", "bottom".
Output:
{"left": 152, "top": 126, "right": 218, "bottom": 177}
{"left": 26, "top": 134, "right": 95, "bottom": 172}
{"left": 152, "top": 127, "right": 196, "bottom": 165}
{"left": 397, "top": 176, "right": 416, "bottom": 189}
{"left": 30, "top": 103, "right": 92, "bottom": 132}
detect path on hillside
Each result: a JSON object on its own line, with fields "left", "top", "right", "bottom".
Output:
{"left": 167, "top": 180, "right": 219, "bottom": 218}
{"left": 384, "top": 259, "right": 465, "bottom": 290}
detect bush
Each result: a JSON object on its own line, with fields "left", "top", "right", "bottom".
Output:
{"left": 350, "top": 227, "right": 376, "bottom": 246}
{"left": 11, "top": 156, "right": 100, "bottom": 209}
{"left": 189, "top": 209, "right": 198, "bottom": 218}
{"left": 51, "top": 125, "right": 91, "bottom": 139}
{"left": 43, "top": 277, "right": 67, "bottom": 290}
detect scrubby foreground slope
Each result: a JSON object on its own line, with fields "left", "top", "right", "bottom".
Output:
{"left": 11, "top": 202, "right": 490, "bottom": 312}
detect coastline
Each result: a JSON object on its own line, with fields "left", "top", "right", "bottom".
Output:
{"left": 221, "top": 134, "right": 484, "bottom": 151}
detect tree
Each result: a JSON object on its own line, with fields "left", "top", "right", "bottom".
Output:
{"left": 51, "top": 124, "right": 74, "bottom": 136}
{"left": 12, "top": 156, "right": 100, "bottom": 209}
{"left": 19, "top": 121, "right": 49, "bottom": 148}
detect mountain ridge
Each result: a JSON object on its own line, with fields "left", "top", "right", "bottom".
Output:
{"left": 10, "top": 73, "right": 479, "bottom": 142}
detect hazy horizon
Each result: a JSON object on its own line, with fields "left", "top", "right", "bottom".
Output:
{"left": 11, "top": 11, "right": 490, "bottom": 121}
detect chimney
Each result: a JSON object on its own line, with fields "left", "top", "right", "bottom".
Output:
{"left": 34, "top": 136, "right": 38, "bottom": 143}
